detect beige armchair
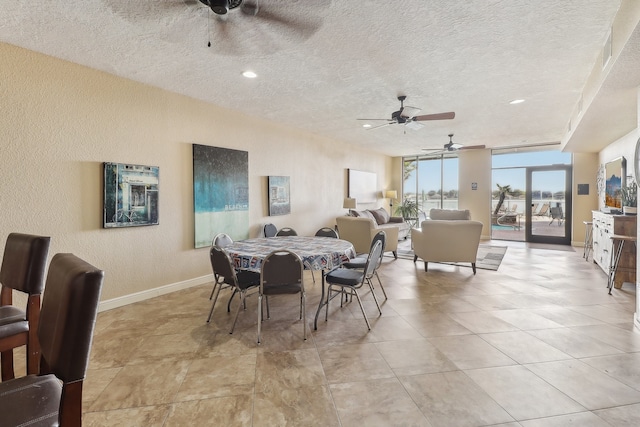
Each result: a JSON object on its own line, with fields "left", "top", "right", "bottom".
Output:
{"left": 411, "top": 209, "right": 483, "bottom": 274}
{"left": 336, "top": 216, "right": 398, "bottom": 258}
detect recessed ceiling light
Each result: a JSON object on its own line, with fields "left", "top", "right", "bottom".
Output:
{"left": 242, "top": 70, "right": 257, "bottom": 78}
{"left": 509, "top": 99, "right": 525, "bottom": 105}
{"left": 362, "top": 124, "right": 372, "bottom": 128}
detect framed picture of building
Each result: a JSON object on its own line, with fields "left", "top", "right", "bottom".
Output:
{"left": 268, "top": 176, "right": 291, "bottom": 216}
{"left": 103, "top": 162, "right": 159, "bottom": 228}
{"left": 193, "top": 144, "right": 249, "bottom": 248}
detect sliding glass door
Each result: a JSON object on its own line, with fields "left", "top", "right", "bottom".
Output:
{"left": 526, "top": 165, "right": 572, "bottom": 244}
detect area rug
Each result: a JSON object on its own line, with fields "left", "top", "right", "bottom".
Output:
{"left": 392, "top": 242, "right": 507, "bottom": 271}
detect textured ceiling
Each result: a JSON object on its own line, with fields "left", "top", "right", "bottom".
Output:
{"left": 0, "top": 0, "right": 627, "bottom": 156}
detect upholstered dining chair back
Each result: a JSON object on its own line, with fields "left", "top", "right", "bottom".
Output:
{"left": 0, "top": 252, "right": 104, "bottom": 427}
{"left": 314, "top": 227, "right": 339, "bottom": 238}
{"left": 259, "top": 250, "right": 305, "bottom": 343}
{"left": 275, "top": 227, "right": 298, "bottom": 236}
{"left": 0, "top": 232, "right": 51, "bottom": 380}
{"left": 211, "top": 233, "right": 233, "bottom": 248}
{"left": 263, "top": 223, "right": 278, "bottom": 237}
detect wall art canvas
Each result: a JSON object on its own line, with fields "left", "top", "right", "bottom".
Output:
{"left": 268, "top": 176, "right": 291, "bottom": 216}
{"left": 103, "top": 162, "right": 159, "bottom": 228}
{"left": 193, "top": 144, "right": 249, "bottom": 248}
{"left": 348, "top": 169, "right": 377, "bottom": 204}
{"left": 605, "top": 156, "right": 626, "bottom": 210}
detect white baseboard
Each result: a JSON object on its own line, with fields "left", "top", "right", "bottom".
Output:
{"left": 98, "top": 274, "right": 214, "bottom": 312}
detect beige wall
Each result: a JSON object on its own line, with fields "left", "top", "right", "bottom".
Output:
{"left": 572, "top": 152, "right": 599, "bottom": 245}
{"left": 0, "top": 42, "right": 390, "bottom": 305}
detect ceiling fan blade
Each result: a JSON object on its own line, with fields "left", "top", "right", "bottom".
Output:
{"left": 414, "top": 112, "right": 456, "bottom": 121}
{"left": 366, "top": 122, "right": 393, "bottom": 130}
{"left": 357, "top": 118, "right": 392, "bottom": 121}
{"left": 459, "top": 144, "right": 486, "bottom": 150}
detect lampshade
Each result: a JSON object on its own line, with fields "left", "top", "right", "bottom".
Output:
{"left": 385, "top": 190, "right": 398, "bottom": 200}
{"left": 343, "top": 198, "right": 357, "bottom": 209}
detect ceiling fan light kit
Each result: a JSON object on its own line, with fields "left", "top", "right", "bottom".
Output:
{"left": 203, "top": 0, "right": 243, "bottom": 15}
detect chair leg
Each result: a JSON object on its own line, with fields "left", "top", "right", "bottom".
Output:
{"left": 374, "top": 271, "right": 387, "bottom": 300}
{"left": 58, "top": 380, "right": 83, "bottom": 427}
{"left": 366, "top": 279, "right": 382, "bottom": 316}
{"left": 229, "top": 291, "right": 245, "bottom": 334}
{"left": 257, "top": 293, "right": 263, "bottom": 344}
{"left": 413, "top": 254, "right": 418, "bottom": 262}
{"left": 393, "top": 251, "right": 397, "bottom": 259}
{"left": 472, "top": 263, "right": 477, "bottom": 275}
{"left": 206, "top": 283, "right": 221, "bottom": 322}
{"left": 424, "top": 262, "right": 428, "bottom": 272}
{"left": 352, "top": 289, "right": 371, "bottom": 330}
{"left": 226, "top": 289, "right": 238, "bottom": 312}
{"left": 301, "top": 291, "right": 307, "bottom": 340}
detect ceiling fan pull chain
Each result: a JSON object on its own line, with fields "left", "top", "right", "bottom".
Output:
{"left": 207, "top": 9, "right": 211, "bottom": 47}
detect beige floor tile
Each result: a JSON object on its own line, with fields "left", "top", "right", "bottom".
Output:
{"left": 174, "top": 354, "right": 256, "bottom": 401}
{"left": 330, "top": 378, "right": 432, "bottom": 427}
{"left": 375, "top": 339, "right": 457, "bottom": 376}
{"left": 164, "top": 395, "right": 253, "bottom": 427}
{"left": 519, "top": 411, "right": 610, "bottom": 426}
{"left": 447, "top": 310, "right": 520, "bottom": 333}
{"left": 488, "top": 309, "right": 565, "bottom": 330}
{"left": 479, "top": 331, "right": 571, "bottom": 364}
{"left": 88, "top": 359, "right": 191, "bottom": 411}
{"left": 83, "top": 405, "right": 171, "bottom": 427}
{"left": 428, "top": 335, "right": 516, "bottom": 369}
{"left": 401, "top": 371, "right": 515, "bottom": 427}
{"left": 253, "top": 385, "right": 340, "bottom": 427}
{"left": 465, "top": 365, "right": 585, "bottom": 420}
{"left": 401, "top": 310, "right": 472, "bottom": 337}
{"left": 255, "top": 348, "right": 327, "bottom": 392}
{"left": 83, "top": 367, "right": 122, "bottom": 403}
{"left": 528, "top": 328, "right": 624, "bottom": 358}
{"left": 318, "top": 342, "right": 395, "bottom": 384}
{"left": 593, "top": 402, "right": 640, "bottom": 426}
{"left": 581, "top": 353, "right": 640, "bottom": 391}
{"left": 526, "top": 360, "right": 640, "bottom": 410}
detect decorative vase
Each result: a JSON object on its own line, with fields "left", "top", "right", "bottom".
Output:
{"left": 623, "top": 206, "right": 637, "bottom": 215}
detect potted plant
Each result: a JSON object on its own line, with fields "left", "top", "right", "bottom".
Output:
{"left": 622, "top": 180, "right": 637, "bottom": 215}
{"left": 395, "top": 198, "right": 419, "bottom": 220}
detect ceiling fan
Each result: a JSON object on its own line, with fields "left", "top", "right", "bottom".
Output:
{"left": 358, "top": 96, "right": 455, "bottom": 131}
{"left": 422, "top": 134, "right": 486, "bottom": 154}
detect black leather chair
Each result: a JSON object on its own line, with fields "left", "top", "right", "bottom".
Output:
{"left": 208, "top": 233, "right": 234, "bottom": 301}
{"left": 314, "top": 227, "right": 338, "bottom": 238}
{"left": 0, "top": 233, "right": 51, "bottom": 381}
{"left": 341, "top": 230, "right": 387, "bottom": 300}
{"left": 0, "top": 253, "right": 104, "bottom": 427}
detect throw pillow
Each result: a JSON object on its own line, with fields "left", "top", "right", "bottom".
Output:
{"left": 358, "top": 210, "right": 377, "bottom": 221}
{"left": 368, "top": 207, "right": 390, "bottom": 225}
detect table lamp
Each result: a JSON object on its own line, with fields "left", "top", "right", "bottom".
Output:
{"left": 343, "top": 197, "right": 356, "bottom": 214}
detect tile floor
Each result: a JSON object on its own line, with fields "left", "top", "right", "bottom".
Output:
{"left": 43, "top": 241, "right": 640, "bottom": 426}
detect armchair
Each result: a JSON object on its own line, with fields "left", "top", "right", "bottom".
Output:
{"left": 411, "top": 210, "right": 483, "bottom": 274}
{"left": 336, "top": 216, "right": 398, "bottom": 258}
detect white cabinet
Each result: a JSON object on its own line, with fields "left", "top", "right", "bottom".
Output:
{"left": 592, "top": 211, "right": 636, "bottom": 288}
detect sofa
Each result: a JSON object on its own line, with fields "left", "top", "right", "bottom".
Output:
{"left": 336, "top": 209, "right": 403, "bottom": 258}
{"left": 352, "top": 207, "right": 410, "bottom": 237}
{"left": 411, "top": 208, "right": 483, "bottom": 274}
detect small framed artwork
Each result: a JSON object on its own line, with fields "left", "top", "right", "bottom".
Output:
{"left": 268, "top": 176, "right": 291, "bottom": 216}
{"left": 103, "top": 162, "right": 159, "bottom": 228}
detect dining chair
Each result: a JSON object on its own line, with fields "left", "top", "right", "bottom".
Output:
{"left": 208, "top": 233, "right": 234, "bottom": 300}
{"left": 258, "top": 250, "right": 306, "bottom": 344}
{"left": 208, "top": 246, "right": 261, "bottom": 333}
{"left": 0, "top": 233, "right": 51, "bottom": 381}
{"left": 324, "top": 239, "right": 383, "bottom": 330}
{"left": 0, "top": 253, "right": 104, "bottom": 427}
{"left": 275, "top": 227, "right": 297, "bottom": 236}
{"left": 264, "top": 223, "right": 278, "bottom": 237}
{"left": 314, "top": 227, "right": 339, "bottom": 238}
{"left": 341, "top": 230, "right": 387, "bottom": 300}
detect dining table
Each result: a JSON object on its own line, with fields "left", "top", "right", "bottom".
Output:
{"left": 222, "top": 236, "right": 356, "bottom": 330}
